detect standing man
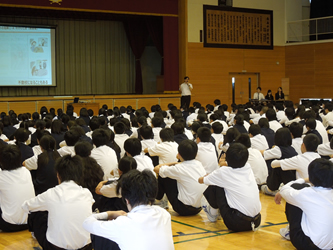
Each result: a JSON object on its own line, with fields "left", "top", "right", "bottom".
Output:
{"left": 253, "top": 87, "right": 265, "bottom": 101}
{"left": 179, "top": 76, "right": 193, "bottom": 110}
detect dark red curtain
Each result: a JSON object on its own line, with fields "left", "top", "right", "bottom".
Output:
{"left": 124, "top": 18, "right": 149, "bottom": 94}
{"left": 146, "top": 16, "right": 164, "bottom": 75}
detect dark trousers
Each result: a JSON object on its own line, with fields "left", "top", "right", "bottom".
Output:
{"left": 204, "top": 185, "right": 261, "bottom": 232}
{"left": 285, "top": 183, "right": 321, "bottom": 250}
{"left": 0, "top": 207, "right": 28, "bottom": 232}
{"left": 28, "top": 211, "right": 92, "bottom": 250}
{"left": 91, "top": 234, "right": 121, "bottom": 250}
{"left": 267, "top": 167, "right": 296, "bottom": 191}
{"left": 99, "top": 197, "right": 128, "bottom": 213}
{"left": 180, "top": 95, "right": 191, "bottom": 110}
{"left": 157, "top": 176, "right": 202, "bottom": 216}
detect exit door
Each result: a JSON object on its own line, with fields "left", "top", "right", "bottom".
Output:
{"left": 229, "top": 73, "right": 260, "bottom": 104}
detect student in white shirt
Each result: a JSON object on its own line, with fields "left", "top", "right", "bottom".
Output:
{"left": 139, "top": 125, "right": 157, "bottom": 154}
{"left": 114, "top": 122, "right": 130, "bottom": 158}
{"left": 83, "top": 169, "right": 174, "bottom": 250}
{"left": 57, "top": 130, "right": 80, "bottom": 157}
{"left": 317, "top": 138, "right": 333, "bottom": 156}
{"left": 22, "top": 155, "right": 94, "bottom": 250}
{"left": 266, "top": 108, "right": 283, "bottom": 132}
{"left": 248, "top": 124, "right": 269, "bottom": 151}
{"left": 154, "top": 140, "right": 207, "bottom": 216}
{"left": 274, "top": 159, "right": 333, "bottom": 250}
{"left": 199, "top": 143, "right": 261, "bottom": 232}
{"left": 0, "top": 145, "right": 35, "bottom": 232}
{"left": 289, "top": 122, "right": 304, "bottom": 155}
{"left": 90, "top": 129, "right": 118, "bottom": 180}
{"left": 211, "top": 122, "right": 224, "bottom": 156}
{"left": 145, "top": 128, "right": 178, "bottom": 165}
{"left": 196, "top": 127, "right": 219, "bottom": 174}
{"left": 151, "top": 116, "right": 163, "bottom": 143}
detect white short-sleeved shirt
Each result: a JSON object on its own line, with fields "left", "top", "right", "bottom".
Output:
{"left": 133, "top": 154, "right": 155, "bottom": 176}
{"left": 114, "top": 134, "right": 130, "bottom": 158}
{"left": 100, "top": 180, "right": 120, "bottom": 198}
{"left": 152, "top": 127, "right": 162, "bottom": 143}
{"left": 269, "top": 120, "right": 283, "bottom": 132}
{"left": 291, "top": 137, "right": 303, "bottom": 155}
{"left": 141, "top": 139, "right": 157, "bottom": 154}
{"left": 22, "top": 181, "right": 93, "bottom": 249}
{"left": 83, "top": 205, "right": 174, "bottom": 250}
{"left": 250, "top": 134, "right": 269, "bottom": 151}
{"left": 0, "top": 167, "right": 35, "bottom": 224}
{"left": 280, "top": 179, "right": 333, "bottom": 249}
{"left": 148, "top": 141, "right": 178, "bottom": 164}
{"left": 24, "top": 155, "right": 38, "bottom": 170}
{"left": 317, "top": 142, "right": 333, "bottom": 156}
{"left": 179, "top": 82, "right": 193, "bottom": 96}
{"left": 32, "top": 145, "right": 43, "bottom": 156}
{"left": 90, "top": 145, "right": 118, "bottom": 180}
{"left": 211, "top": 133, "right": 223, "bottom": 156}
{"left": 196, "top": 142, "right": 219, "bottom": 174}
{"left": 263, "top": 146, "right": 282, "bottom": 160}
{"left": 159, "top": 160, "right": 207, "bottom": 208}
{"left": 247, "top": 148, "right": 268, "bottom": 185}
{"left": 57, "top": 146, "right": 76, "bottom": 157}
{"left": 203, "top": 163, "right": 261, "bottom": 217}
{"left": 278, "top": 152, "right": 321, "bottom": 179}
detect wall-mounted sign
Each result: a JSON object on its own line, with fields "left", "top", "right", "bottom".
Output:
{"left": 204, "top": 5, "right": 273, "bottom": 50}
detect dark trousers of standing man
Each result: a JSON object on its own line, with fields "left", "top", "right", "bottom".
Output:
{"left": 180, "top": 95, "right": 191, "bottom": 110}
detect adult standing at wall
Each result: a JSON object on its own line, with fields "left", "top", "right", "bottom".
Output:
{"left": 179, "top": 76, "right": 193, "bottom": 110}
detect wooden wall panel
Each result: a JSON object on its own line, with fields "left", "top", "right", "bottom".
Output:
{"left": 137, "top": 98, "right": 159, "bottom": 110}
{"left": 37, "top": 101, "right": 64, "bottom": 113}
{"left": 114, "top": 99, "right": 137, "bottom": 109}
{"left": 0, "top": 103, "right": 8, "bottom": 114}
{"left": 160, "top": 98, "right": 180, "bottom": 110}
{"left": 9, "top": 102, "right": 36, "bottom": 115}
{"left": 187, "top": 43, "right": 286, "bottom": 107}
{"left": 95, "top": 99, "right": 114, "bottom": 110}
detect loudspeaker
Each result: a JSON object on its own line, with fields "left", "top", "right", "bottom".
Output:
{"left": 218, "top": 0, "right": 233, "bottom": 7}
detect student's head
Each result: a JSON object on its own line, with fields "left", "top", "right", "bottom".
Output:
{"left": 197, "top": 113, "right": 207, "bottom": 122}
{"left": 212, "top": 122, "right": 223, "bottom": 134}
{"left": 302, "top": 110, "right": 316, "bottom": 121}
{"left": 258, "top": 118, "right": 269, "bottom": 128}
{"left": 274, "top": 128, "right": 292, "bottom": 147}
{"left": 249, "top": 124, "right": 261, "bottom": 136}
{"left": 0, "top": 145, "right": 21, "bottom": 171}
{"left": 92, "top": 129, "right": 110, "bottom": 147}
{"left": 35, "top": 119, "right": 46, "bottom": 130}
{"left": 14, "top": 128, "right": 30, "bottom": 143}
{"left": 151, "top": 117, "right": 162, "bottom": 128}
{"left": 124, "top": 138, "right": 141, "bottom": 157}
{"left": 118, "top": 156, "right": 137, "bottom": 175}
{"left": 55, "top": 155, "right": 83, "bottom": 184}
{"left": 285, "top": 107, "right": 295, "bottom": 119}
{"left": 308, "top": 158, "right": 333, "bottom": 188}
{"left": 171, "top": 122, "right": 184, "bottom": 135}
{"left": 306, "top": 118, "right": 316, "bottom": 130}
{"left": 114, "top": 122, "right": 125, "bottom": 134}
{"left": 223, "top": 128, "right": 240, "bottom": 145}
{"left": 178, "top": 139, "right": 198, "bottom": 161}
{"left": 289, "top": 122, "right": 303, "bottom": 139}
{"left": 266, "top": 108, "right": 277, "bottom": 121}
{"left": 191, "top": 121, "right": 203, "bottom": 134}
{"left": 197, "top": 127, "right": 211, "bottom": 143}
{"left": 51, "top": 119, "right": 63, "bottom": 134}
{"left": 39, "top": 135, "right": 57, "bottom": 151}
{"left": 64, "top": 130, "right": 80, "bottom": 146}
{"left": 225, "top": 143, "right": 249, "bottom": 168}
{"left": 139, "top": 125, "right": 153, "bottom": 140}
{"left": 116, "top": 169, "right": 157, "bottom": 208}
{"left": 75, "top": 141, "right": 93, "bottom": 157}
{"left": 159, "top": 128, "right": 174, "bottom": 142}
{"left": 214, "top": 99, "right": 221, "bottom": 106}
{"left": 302, "top": 134, "right": 320, "bottom": 153}
{"left": 234, "top": 114, "right": 244, "bottom": 125}
{"left": 235, "top": 134, "right": 251, "bottom": 149}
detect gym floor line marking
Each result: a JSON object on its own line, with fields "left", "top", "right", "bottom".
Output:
{"left": 171, "top": 220, "right": 288, "bottom": 244}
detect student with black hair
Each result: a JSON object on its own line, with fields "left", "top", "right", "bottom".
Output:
{"left": 29, "top": 119, "right": 46, "bottom": 148}
{"left": 50, "top": 119, "right": 65, "bottom": 149}
{"left": 211, "top": 122, "right": 224, "bottom": 156}
{"left": 139, "top": 125, "right": 157, "bottom": 153}
{"left": 2, "top": 115, "right": 16, "bottom": 139}
{"left": 233, "top": 114, "right": 248, "bottom": 134}
{"left": 248, "top": 124, "right": 269, "bottom": 151}
{"left": 199, "top": 143, "right": 261, "bottom": 231}
{"left": 114, "top": 122, "right": 129, "bottom": 158}
{"left": 57, "top": 130, "right": 80, "bottom": 157}
{"left": 197, "top": 112, "right": 211, "bottom": 129}
{"left": 22, "top": 155, "right": 93, "bottom": 250}
{"left": 258, "top": 118, "right": 275, "bottom": 148}
{"left": 289, "top": 122, "right": 304, "bottom": 155}
{"left": 13, "top": 128, "right": 34, "bottom": 165}
{"left": 120, "top": 118, "right": 133, "bottom": 137}
{"left": 83, "top": 169, "right": 174, "bottom": 250}
{"left": 196, "top": 127, "right": 219, "bottom": 174}
{"left": 261, "top": 128, "right": 298, "bottom": 196}
{"left": 154, "top": 140, "right": 206, "bottom": 216}
{"left": 0, "top": 145, "right": 35, "bottom": 232}
{"left": 90, "top": 129, "right": 118, "bottom": 180}
{"left": 124, "top": 138, "right": 155, "bottom": 176}
{"left": 171, "top": 122, "right": 188, "bottom": 144}
{"left": 210, "top": 113, "right": 228, "bottom": 135}
{"left": 304, "top": 118, "right": 323, "bottom": 144}
{"left": 151, "top": 116, "right": 163, "bottom": 143}
{"left": 303, "top": 110, "right": 328, "bottom": 144}
{"left": 219, "top": 127, "right": 240, "bottom": 153}
{"left": 274, "top": 158, "right": 333, "bottom": 249}
{"left": 235, "top": 134, "right": 268, "bottom": 185}
{"left": 271, "top": 134, "right": 320, "bottom": 180}
{"left": 266, "top": 108, "right": 282, "bottom": 132}
{"left": 145, "top": 128, "right": 178, "bottom": 165}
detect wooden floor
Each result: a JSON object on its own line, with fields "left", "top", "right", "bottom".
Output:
{"left": 0, "top": 193, "right": 294, "bottom": 250}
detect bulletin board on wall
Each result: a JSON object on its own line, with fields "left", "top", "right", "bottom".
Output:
{"left": 203, "top": 5, "right": 273, "bottom": 50}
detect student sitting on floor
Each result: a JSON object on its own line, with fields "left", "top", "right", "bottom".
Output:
{"left": 0, "top": 145, "right": 35, "bottom": 232}
{"left": 83, "top": 169, "right": 174, "bottom": 250}
{"left": 248, "top": 124, "right": 269, "bottom": 151}
{"left": 154, "top": 140, "right": 207, "bottom": 216}
{"left": 22, "top": 155, "right": 94, "bottom": 250}
{"left": 289, "top": 122, "right": 303, "bottom": 155}
{"left": 57, "top": 130, "right": 80, "bottom": 157}
{"left": 198, "top": 143, "right": 261, "bottom": 232}
{"left": 274, "top": 158, "right": 333, "bottom": 250}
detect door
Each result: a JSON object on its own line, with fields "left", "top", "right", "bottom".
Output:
{"left": 229, "top": 73, "right": 260, "bottom": 105}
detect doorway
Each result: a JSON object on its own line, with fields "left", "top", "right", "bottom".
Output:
{"left": 229, "top": 73, "right": 260, "bottom": 104}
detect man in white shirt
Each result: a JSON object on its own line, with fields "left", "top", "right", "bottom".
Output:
{"left": 154, "top": 140, "right": 207, "bottom": 216}
{"left": 199, "top": 143, "right": 261, "bottom": 232}
{"left": 274, "top": 159, "right": 333, "bottom": 250}
{"left": 179, "top": 76, "right": 193, "bottom": 110}
{"left": 253, "top": 87, "right": 265, "bottom": 101}
{"left": 22, "top": 155, "right": 94, "bottom": 250}
{"left": 83, "top": 169, "right": 174, "bottom": 250}
{"left": 0, "top": 145, "right": 35, "bottom": 232}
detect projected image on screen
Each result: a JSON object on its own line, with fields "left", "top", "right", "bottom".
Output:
{"left": 0, "top": 25, "right": 56, "bottom": 87}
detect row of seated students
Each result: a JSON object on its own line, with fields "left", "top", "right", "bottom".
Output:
{"left": 0, "top": 99, "right": 332, "bottom": 250}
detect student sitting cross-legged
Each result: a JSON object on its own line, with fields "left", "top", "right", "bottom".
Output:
{"left": 198, "top": 143, "right": 261, "bottom": 232}
{"left": 83, "top": 169, "right": 175, "bottom": 250}
{"left": 22, "top": 155, "right": 94, "bottom": 250}
{"left": 154, "top": 140, "right": 207, "bottom": 216}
